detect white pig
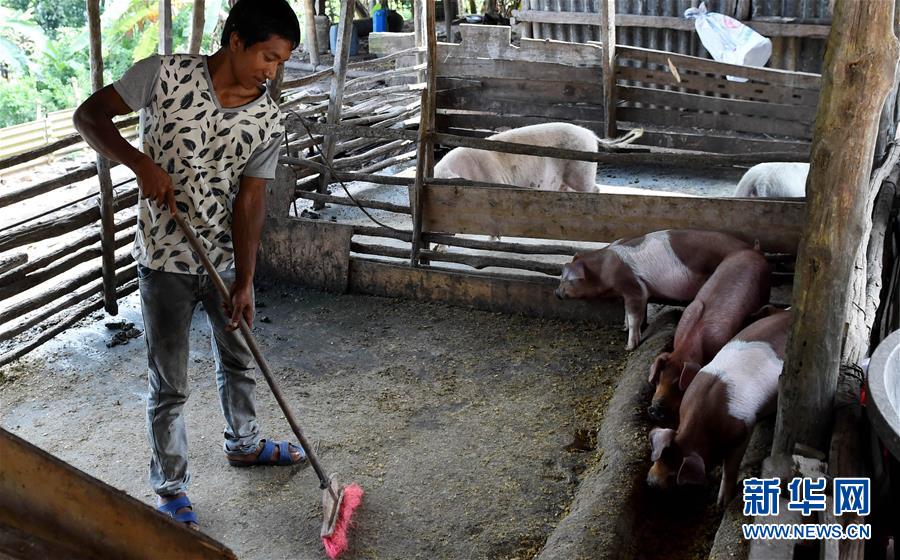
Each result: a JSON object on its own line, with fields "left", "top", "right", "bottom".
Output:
{"left": 434, "top": 122, "right": 601, "bottom": 193}
{"left": 733, "top": 162, "right": 809, "bottom": 198}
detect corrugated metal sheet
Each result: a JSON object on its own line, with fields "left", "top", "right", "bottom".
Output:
{"left": 524, "top": 0, "right": 829, "bottom": 73}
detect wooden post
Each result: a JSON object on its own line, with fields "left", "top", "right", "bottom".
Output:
{"left": 443, "top": 0, "right": 453, "bottom": 42}
{"left": 772, "top": 0, "right": 899, "bottom": 456}
{"left": 414, "top": 0, "right": 426, "bottom": 83}
{"left": 303, "top": 0, "right": 320, "bottom": 66}
{"left": 159, "top": 0, "right": 173, "bottom": 55}
{"left": 410, "top": 0, "right": 437, "bottom": 266}
{"left": 315, "top": 0, "right": 356, "bottom": 209}
{"left": 87, "top": 0, "right": 119, "bottom": 316}
{"left": 268, "top": 64, "right": 285, "bottom": 103}
{"left": 598, "top": 0, "right": 616, "bottom": 138}
{"left": 189, "top": 0, "right": 205, "bottom": 54}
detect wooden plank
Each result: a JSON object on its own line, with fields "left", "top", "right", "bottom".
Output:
{"left": 437, "top": 76, "right": 604, "bottom": 104}
{"left": 616, "top": 45, "right": 821, "bottom": 90}
{"left": 258, "top": 217, "right": 353, "bottom": 293}
{"left": 442, "top": 24, "right": 603, "bottom": 66}
{"left": 348, "top": 257, "right": 623, "bottom": 323}
{"left": 437, "top": 93, "right": 605, "bottom": 122}
{"left": 618, "top": 84, "right": 817, "bottom": 123}
{"left": 438, "top": 56, "right": 600, "bottom": 83}
{"left": 0, "top": 426, "right": 234, "bottom": 559}
{"left": 438, "top": 112, "right": 607, "bottom": 136}
{"left": 616, "top": 106, "right": 813, "bottom": 139}
{"left": 420, "top": 185, "right": 805, "bottom": 253}
{"left": 615, "top": 65, "right": 819, "bottom": 107}
{"left": 623, "top": 126, "right": 810, "bottom": 155}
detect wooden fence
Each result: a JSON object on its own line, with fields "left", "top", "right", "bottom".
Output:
{"left": 0, "top": 46, "right": 423, "bottom": 367}
{"left": 514, "top": 0, "right": 833, "bottom": 74}
{"left": 0, "top": 109, "right": 139, "bottom": 176}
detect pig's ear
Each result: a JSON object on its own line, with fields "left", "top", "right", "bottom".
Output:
{"left": 565, "top": 260, "right": 586, "bottom": 280}
{"left": 677, "top": 452, "right": 706, "bottom": 486}
{"left": 649, "top": 352, "right": 670, "bottom": 384}
{"left": 675, "top": 301, "right": 704, "bottom": 349}
{"left": 749, "top": 304, "right": 779, "bottom": 322}
{"left": 678, "top": 362, "right": 701, "bottom": 392}
{"left": 649, "top": 428, "right": 675, "bottom": 462}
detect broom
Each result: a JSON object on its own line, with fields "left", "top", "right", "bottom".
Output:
{"left": 172, "top": 212, "right": 362, "bottom": 558}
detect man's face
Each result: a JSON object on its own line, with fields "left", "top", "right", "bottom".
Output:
{"left": 229, "top": 33, "right": 294, "bottom": 90}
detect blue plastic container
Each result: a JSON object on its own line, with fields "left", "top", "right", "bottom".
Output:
{"left": 373, "top": 9, "right": 388, "bottom": 32}
{"left": 329, "top": 23, "right": 359, "bottom": 56}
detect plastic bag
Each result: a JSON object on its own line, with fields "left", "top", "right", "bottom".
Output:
{"left": 684, "top": 2, "right": 772, "bottom": 82}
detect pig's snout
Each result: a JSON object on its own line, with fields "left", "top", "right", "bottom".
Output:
{"left": 554, "top": 286, "right": 565, "bottom": 300}
{"left": 648, "top": 402, "right": 669, "bottom": 424}
{"left": 646, "top": 463, "right": 672, "bottom": 491}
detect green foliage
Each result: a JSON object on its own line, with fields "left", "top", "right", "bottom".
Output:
{"left": 0, "top": 0, "right": 30, "bottom": 11}
{"left": 0, "top": 0, "right": 236, "bottom": 127}
{"left": 0, "top": 75, "right": 38, "bottom": 127}
{"left": 32, "top": 0, "right": 87, "bottom": 37}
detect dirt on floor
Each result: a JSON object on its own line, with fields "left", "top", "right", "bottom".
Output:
{"left": 0, "top": 284, "right": 629, "bottom": 559}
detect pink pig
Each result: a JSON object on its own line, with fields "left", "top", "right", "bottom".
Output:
{"left": 648, "top": 247, "right": 771, "bottom": 425}
{"left": 556, "top": 229, "right": 750, "bottom": 350}
{"left": 647, "top": 307, "right": 791, "bottom": 506}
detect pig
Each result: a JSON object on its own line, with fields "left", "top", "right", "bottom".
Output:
{"left": 433, "top": 122, "right": 601, "bottom": 193}
{"left": 647, "top": 307, "right": 791, "bottom": 506}
{"left": 733, "top": 162, "right": 809, "bottom": 198}
{"left": 555, "top": 229, "right": 751, "bottom": 351}
{"left": 648, "top": 247, "right": 771, "bottom": 425}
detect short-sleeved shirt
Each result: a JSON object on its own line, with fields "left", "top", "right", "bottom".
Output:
{"left": 114, "top": 54, "right": 284, "bottom": 274}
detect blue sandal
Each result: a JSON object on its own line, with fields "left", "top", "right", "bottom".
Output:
{"left": 227, "top": 439, "right": 306, "bottom": 467}
{"left": 157, "top": 494, "right": 198, "bottom": 527}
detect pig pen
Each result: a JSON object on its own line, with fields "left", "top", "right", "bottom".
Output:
{"left": 261, "top": 24, "right": 819, "bottom": 560}
{"left": 0, "top": 286, "right": 630, "bottom": 559}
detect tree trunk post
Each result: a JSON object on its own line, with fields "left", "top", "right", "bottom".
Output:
{"left": 772, "top": 0, "right": 899, "bottom": 457}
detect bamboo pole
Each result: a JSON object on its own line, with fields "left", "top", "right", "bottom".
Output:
{"left": 315, "top": 0, "right": 357, "bottom": 209}
{"left": 0, "top": 231, "right": 134, "bottom": 301}
{"left": 303, "top": 0, "right": 320, "bottom": 66}
{"left": 88, "top": 0, "right": 119, "bottom": 315}
{"left": 410, "top": 0, "right": 437, "bottom": 266}
{"left": 0, "top": 188, "right": 138, "bottom": 254}
{"left": 159, "top": 0, "right": 173, "bottom": 55}
{"left": 294, "top": 191, "right": 411, "bottom": 214}
{"left": 0, "top": 253, "right": 134, "bottom": 329}
{"left": 0, "top": 219, "right": 134, "bottom": 288}
{"left": 189, "top": 0, "right": 205, "bottom": 54}
{"left": 772, "top": 0, "right": 900, "bottom": 456}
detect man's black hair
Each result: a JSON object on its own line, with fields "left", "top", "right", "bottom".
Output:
{"left": 221, "top": 0, "right": 301, "bottom": 50}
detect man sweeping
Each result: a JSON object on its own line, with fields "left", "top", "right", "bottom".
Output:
{"left": 74, "top": 0, "right": 303, "bottom": 529}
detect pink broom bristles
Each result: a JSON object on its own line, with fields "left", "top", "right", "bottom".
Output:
{"left": 322, "top": 483, "right": 364, "bottom": 559}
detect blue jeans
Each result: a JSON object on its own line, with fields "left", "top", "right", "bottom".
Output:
{"left": 138, "top": 264, "right": 260, "bottom": 496}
